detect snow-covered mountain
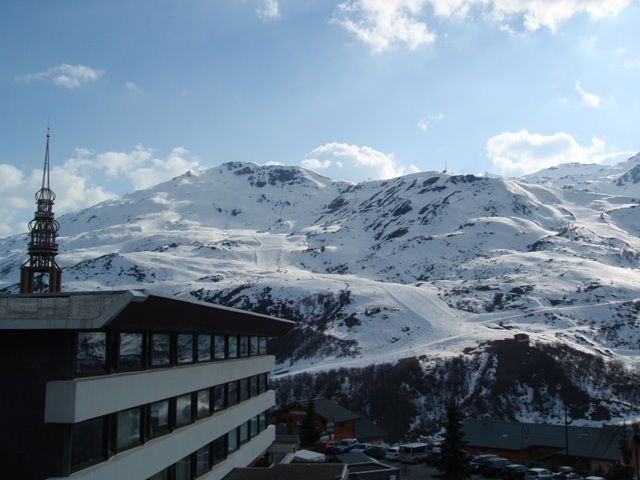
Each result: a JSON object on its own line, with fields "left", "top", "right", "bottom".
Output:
{"left": 2, "top": 158, "right": 640, "bottom": 429}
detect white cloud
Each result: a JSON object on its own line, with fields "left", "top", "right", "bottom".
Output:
{"left": 333, "top": 0, "right": 436, "bottom": 53}
{"left": 417, "top": 112, "right": 444, "bottom": 132}
{"left": 333, "top": 0, "right": 632, "bottom": 51}
{"left": 487, "top": 129, "right": 632, "bottom": 176}
{"left": 302, "top": 142, "right": 420, "bottom": 182}
{"left": 15, "top": 64, "right": 104, "bottom": 89}
{"left": 125, "top": 81, "right": 142, "bottom": 93}
{"left": 257, "top": 0, "right": 281, "bottom": 20}
{"left": 0, "top": 145, "right": 203, "bottom": 237}
{"left": 575, "top": 81, "right": 602, "bottom": 108}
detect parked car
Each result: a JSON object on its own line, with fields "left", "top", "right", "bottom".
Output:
{"left": 399, "top": 442, "right": 430, "bottom": 463}
{"left": 524, "top": 468, "right": 554, "bottom": 480}
{"left": 479, "top": 457, "right": 512, "bottom": 477}
{"left": 314, "top": 440, "right": 335, "bottom": 454}
{"left": 502, "top": 464, "right": 528, "bottom": 480}
{"left": 364, "top": 445, "right": 387, "bottom": 460}
{"left": 584, "top": 477, "right": 606, "bottom": 480}
{"left": 350, "top": 443, "right": 374, "bottom": 454}
{"left": 470, "top": 454, "right": 499, "bottom": 472}
{"left": 564, "top": 474, "right": 583, "bottom": 480}
{"left": 332, "top": 438, "right": 359, "bottom": 454}
{"left": 384, "top": 445, "right": 400, "bottom": 461}
{"left": 553, "top": 466, "right": 576, "bottom": 479}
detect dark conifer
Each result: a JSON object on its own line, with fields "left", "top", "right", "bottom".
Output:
{"left": 437, "top": 399, "right": 470, "bottom": 480}
{"left": 299, "top": 399, "right": 321, "bottom": 448}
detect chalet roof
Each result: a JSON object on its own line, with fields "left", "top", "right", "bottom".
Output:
{"left": 0, "top": 289, "right": 295, "bottom": 336}
{"left": 305, "top": 398, "right": 361, "bottom": 423}
{"left": 354, "top": 417, "right": 387, "bottom": 441}
{"left": 224, "top": 464, "right": 347, "bottom": 480}
{"left": 463, "top": 419, "right": 626, "bottom": 461}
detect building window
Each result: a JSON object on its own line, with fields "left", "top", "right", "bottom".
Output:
{"left": 197, "top": 335, "right": 211, "bottom": 362}
{"left": 239, "top": 336, "right": 249, "bottom": 357}
{"left": 196, "top": 389, "right": 211, "bottom": 419}
{"left": 177, "top": 334, "right": 194, "bottom": 364}
{"left": 259, "top": 412, "right": 267, "bottom": 431}
{"left": 258, "top": 373, "right": 266, "bottom": 393}
{"left": 228, "top": 428, "right": 238, "bottom": 453}
{"left": 228, "top": 336, "right": 238, "bottom": 358}
{"left": 117, "top": 332, "right": 144, "bottom": 370}
{"left": 240, "top": 421, "right": 249, "bottom": 444}
{"left": 148, "top": 468, "right": 170, "bottom": 480}
{"left": 227, "top": 381, "right": 238, "bottom": 407}
{"left": 116, "top": 407, "right": 142, "bottom": 451}
{"left": 212, "top": 435, "right": 227, "bottom": 465}
{"left": 214, "top": 384, "right": 226, "bottom": 412}
{"left": 250, "top": 376, "right": 258, "bottom": 397}
{"left": 176, "top": 393, "right": 193, "bottom": 427}
{"left": 75, "top": 331, "right": 107, "bottom": 375}
{"left": 150, "top": 333, "right": 171, "bottom": 368}
{"left": 175, "top": 455, "right": 192, "bottom": 480}
{"left": 250, "top": 415, "right": 259, "bottom": 437}
{"left": 249, "top": 336, "right": 259, "bottom": 356}
{"left": 239, "top": 378, "right": 249, "bottom": 402}
{"left": 259, "top": 336, "right": 268, "bottom": 355}
{"left": 195, "top": 445, "right": 210, "bottom": 477}
{"left": 149, "top": 399, "right": 170, "bottom": 438}
{"left": 70, "top": 416, "right": 106, "bottom": 472}
{"left": 214, "top": 335, "right": 226, "bottom": 359}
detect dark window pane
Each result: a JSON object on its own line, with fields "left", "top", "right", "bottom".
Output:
{"left": 197, "top": 389, "right": 210, "bottom": 419}
{"left": 259, "top": 337, "right": 267, "bottom": 355}
{"left": 116, "top": 407, "right": 141, "bottom": 451}
{"left": 228, "top": 336, "right": 238, "bottom": 358}
{"left": 176, "top": 393, "right": 193, "bottom": 426}
{"left": 214, "top": 385, "right": 226, "bottom": 412}
{"left": 197, "top": 335, "right": 211, "bottom": 362}
{"left": 214, "top": 335, "right": 226, "bottom": 359}
{"left": 148, "top": 468, "right": 170, "bottom": 480}
{"left": 249, "top": 336, "right": 259, "bottom": 356}
{"left": 259, "top": 412, "right": 267, "bottom": 431}
{"left": 75, "top": 332, "right": 107, "bottom": 374}
{"left": 227, "top": 381, "right": 238, "bottom": 406}
{"left": 175, "top": 455, "right": 192, "bottom": 480}
{"left": 149, "top": 400, "right": 170, "bottom": 438}
{"left": 118, "top": 333, "right": 143, "bottom": 370}
{"left": 250, "top": 416, "right": 258, "bottom": 437}
{"left": 195, "top": 446, "right": 210, "bottom": 476}
{"left": 71, "top": 417, "right": 105, "bottom": 471}
{"left": 239, "top": 336, "right": 249, "bottom": 357}
{"left": 258, "top": 374, "right": 266, "bottom": 394}
{"left": 239, "top": 378, "right": 248, "bottom": 402}
{"left": 150, "top": 334, "right": 171, "bottom": 367}
{"left": 177, "top": 334, "right": 194, "bottom": 364}
{"left": 213, "top": 436, "right": 227, "bottom": 464}
{"left": 228, "top": 429, "right": 238, "bottom": 453}
{"left": 250, "top": 376, "right": 258, "bottom": 397}
{"left": 240, "top": 421, "right": 249, "bottom": 444}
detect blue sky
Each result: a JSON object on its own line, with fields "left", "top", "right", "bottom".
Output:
{"left": 1, "top": 0, "right": 639, "bottom": 236}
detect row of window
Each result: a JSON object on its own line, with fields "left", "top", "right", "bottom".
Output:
{"left": 147, "top": 413, "right": 270, "bottom": 480}
{"left": 75, "top": 331, "right": 269, "bottom": 376}
{"left": 70, "top": 373, "right": 269, "bottom": 473}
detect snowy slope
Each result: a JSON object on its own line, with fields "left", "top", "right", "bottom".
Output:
{"left": 1, "top": 159, "right": 640, "bottom": 382}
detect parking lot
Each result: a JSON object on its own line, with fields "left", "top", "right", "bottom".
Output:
{"left": 385, "top": 461, "right": 495, "bottom": 480}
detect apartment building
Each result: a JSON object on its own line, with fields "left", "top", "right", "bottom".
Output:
{"left": 0, "top": 289, "right": 294, "bottom": 480}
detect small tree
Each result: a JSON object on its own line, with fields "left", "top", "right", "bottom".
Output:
{"left": 299, "top": 399, "right": 321, "bottom": 448}
{"left": 437, "top": 399, "right": 470, "bottom": 480}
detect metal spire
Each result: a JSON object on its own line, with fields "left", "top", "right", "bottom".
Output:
{"left": 19, "top": 128, "right": 62, "bottom": 294}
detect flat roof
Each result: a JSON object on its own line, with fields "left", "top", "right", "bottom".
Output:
{"left": 0, "top": 289, "right": 295, "bottom": 336}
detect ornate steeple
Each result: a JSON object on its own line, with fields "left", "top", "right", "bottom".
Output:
{"left": 19, "top": 129, "right": 62, "bottom": 294}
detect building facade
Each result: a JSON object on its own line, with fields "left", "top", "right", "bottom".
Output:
{"left": 0, "top": 289, "right": 293, "bottom": 480}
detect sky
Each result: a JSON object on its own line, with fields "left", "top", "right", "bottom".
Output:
{"left": 1, "top": 0, "right": 639, "bottom": 237}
